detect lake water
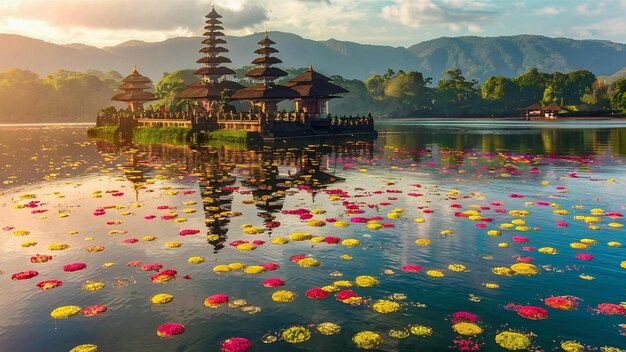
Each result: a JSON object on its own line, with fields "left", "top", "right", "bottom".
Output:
{"left": 0, "top": 121, "right": 625, "bottom": 352}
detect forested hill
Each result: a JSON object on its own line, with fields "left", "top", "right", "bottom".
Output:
{"left": 0, "top": 33, "right": 625, "bottom": 82}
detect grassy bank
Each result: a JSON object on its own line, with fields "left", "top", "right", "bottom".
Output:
{"left": 133, "top": 126, "right": 189, "bottom": 145}
{"left": 207, "top": 129, "right": 248, "bottom": 143}
{"left": 87, "top": 126, "right": 117, "bottom": 143}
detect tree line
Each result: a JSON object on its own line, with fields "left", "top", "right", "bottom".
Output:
{"left": 0, "top": 67, "right": 625, "bottom": 123}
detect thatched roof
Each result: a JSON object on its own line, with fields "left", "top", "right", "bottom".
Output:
{"left": 111, "top": 91, "right": 157, "bottom": 102}
{"left": 517, "top": 103, "right": 542, "bottom": 110}
{"left": 194, "top": 66, "right": 236, "bottom": 76}
{"left": 121, "top": 68, "right": 152, "bottom": 84}
{"left": 230, "top": 84, "right": 299, "bottom": 100}
{"left": 245, "top": 67, "right": 288, "bottom": 79}
{"left": 178, "top": 80, "right": 245, "bottom": 100}
{"left": 543, "top": 102, "right": 561, "bottom": 111}
{"left": 290, "top": 82, "right": 348, "bottom": 98}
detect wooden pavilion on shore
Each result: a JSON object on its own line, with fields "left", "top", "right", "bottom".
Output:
{"left": 518, "top": 102, "right": 562, "bottom": 120}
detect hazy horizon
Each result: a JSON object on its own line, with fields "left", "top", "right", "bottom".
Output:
{"left": 0, "top": 0, "right": 625, "bottom": 48}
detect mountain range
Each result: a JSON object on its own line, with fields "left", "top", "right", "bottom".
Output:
{"left": 1, "top": 32, "right": 625, "bottom": 83}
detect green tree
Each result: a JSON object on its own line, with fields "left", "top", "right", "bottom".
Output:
{"left": 328, "top": 75, "right": 377, "bottom": 116}
{"left": 514, "top": 68, "right": 550, "bottom": 106}
{"left": 364, "top": 74, "right": 386, "bottom": 101}
{"left": 434, "top": 69, "right": 480, "bottom": 115}
{"left": 383, "top": 71, "right": 433, "bottom": 114}
{"left": 610, "top": 78, "right": 626, "bottom": 112}
{"left": 155, "top": 70, "right": 195, "bottom": 112}
{"left": 481, "top": 76, "right": 520, "bottom": 114}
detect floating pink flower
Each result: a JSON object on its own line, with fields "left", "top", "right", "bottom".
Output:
{"left": 289, "top": 255, "right": 307, "bottom": 263}
{"left": 151, "top": 269, "right": 177, "bottom": 283}
{"left": 221, "top": 337, "right": 252, "bottom": 352}
{"left": 252, "top": 240, "right": 265, "bottom": 245}
{"left": 93, "top": 208, "right": 106, "bottom": 216}
{"left": 265, "top": 221, "right": 281, "bottom": 228}
{"left": 63, "top": 262, "right": 87, "bottom": 272}
{"left": 575, "top": 253, "right": 593, "bottom": 260}
{"left": 509, "top": 193, "right": 524, "bottom": 198}
{"left": 593, "top": 303, "right": 626, "bottom": 315}
{"left": 179, "top": 229, "right": 200, "bottom": 236}
{"left": 512, "top": 236, "right": 529, "bottom": 243}
{"left": 261, "top": 263, "right": 280, "bottom": 271}
{"left": 335, "top": 290, "right": 358, "bottom": 301}
{"left": 453, "top": 338, "right": 481, "bottom": 351}
{"left": 144, "top": 215, "right": 156, "bottom": 219}
{"left": 122, "top": 238, "right": 139, "bottom": 244}
{"left": 474, "top": 223, "right": 487, "bottom": 228}
{"left": 30, "top": 254, "right": 53, "bottom": 263}
{"left": 229, "top": 240, "right": 248, "bottom": 247}
{"left": 36, "top": 279, "right": 62, "bottom": 290}
{"left": 556, "top": 221, "right": 568, "bottom": 227}
{"left": 127, "top": 260, "right": 142, "bottom": 267}
{"left": 160, "top": 214, "right": 177, "bottom": 220}
{"left": 204, "top": 294, "right": 229, "bottom": 307}
{"left": 141, "top": 263, "right": 163, "bottom": 271}
{"left": 157, "top": 322, "right": 185, "bottom": 338}
{"left": 11, "top": 270, "right": 39, "bottom": 280}
{"left": 263, "top": 278, "right": 285, "bottom": 287}
{"left": 401, "top": 264, "right": 422, "bottom": 273}
{"left": 322, "top": 236, "right": 341, "bottom": 244}
{"left": 81, "top": 304, "right": 107, "bottom": 317}
{"left": 521, "top": 246, "right": 535, "bottom": 251}
{"left": 156, "top": 205, "right": 170, "bottom": 210}
{"left": 515, "top": 256, "right": 535, "bottom": 263}
{"left": 305, "top": 288, "right": 329, "bottom": 299}
{"left": 452, "top": 311, "right": 480, "bottom": 324}
{"left": 505, "top": 304, "right": 549, "bottom": 320}
{"left": 543, "top": 296, "right": 580, "bottom": 310}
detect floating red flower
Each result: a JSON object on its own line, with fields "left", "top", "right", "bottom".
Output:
{"left": 221, "top": 337, "right": 252, "bottom": 352}
{"left": 30, "top": 254, "right": 53, "bottom": 263}
{"left": 335, "top": 290, "right": 358, "bottom": 301}
{"left": 81, "top": 304, "right": 107, "bottom": 317}
{"left": 263, "top": 278, "right": 285, "bottom": 287}
{"left": 36, "top": 279, "right": 62, "bottom": 290}
{"left": 204, "top": 294, "right": 229, "bottom": 307}
{"left": 63, "top": 263, "right": 87, "bottom": 272}
{"left": 11, "top": 270, "right": 39, "bottom": 280}
{"left": 305, "top": 288, "right": 329, "bottom": 299}
{"left": 157, "top": 322, "right": 185, "bottom": 338}
{"left": 261, "top": 263, "right": 280, "bottom": 271}
{"left": 401, "top": 264, "right": 423, "bottom": 273}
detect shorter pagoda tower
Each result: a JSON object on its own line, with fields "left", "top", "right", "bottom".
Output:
{"left": 231, "top": 32, "right": 299, "bottom": 113}
{"left": 178, "top": 6, "right": 243, "bottom": 113}
{"left": 287, "top": 66, "right": 348, "bottom": 116}
{"left": 111, "top": 67, "right": 157, "bottom": 111}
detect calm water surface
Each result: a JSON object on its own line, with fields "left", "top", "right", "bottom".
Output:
{"left": 0, "top": 121, "right": 625, "bottom": 351}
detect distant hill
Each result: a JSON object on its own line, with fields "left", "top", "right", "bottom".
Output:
{"left": 602, "top": 66, "right": 626, "bottom": 83}
{"left": 1, "top": 32, "right": 625, "bottom": 82}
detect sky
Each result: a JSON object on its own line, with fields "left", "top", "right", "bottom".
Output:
{"left": 0, "top": 0, "right": 625, "bottom": 48}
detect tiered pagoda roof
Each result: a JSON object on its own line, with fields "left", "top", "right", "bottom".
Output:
{"left": 111, "top": 67, "right": 157, "bottom": 103}
{"left": 287, "top": 66, "right": 348, "bottom": 98}
{"left": 231, "top": 32, "right": 299, "bottom": 101}
{"left": 179, "top": 6, "right": 243, "bottom": 100}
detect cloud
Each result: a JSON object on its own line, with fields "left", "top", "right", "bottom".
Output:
{"left": 0, "top": 0, "right": 267, "bottom": 32}
{"left": 574, "top": 17, "right": 626, "bottom": 38}
{"left": 381, "top": 0, "right": 499, "bottom": 30}
{"left": 534, "top": 6, "right": 561, "bottom": 16}
{"left": 575, "top": 2, "right": 607, "bottom": 15}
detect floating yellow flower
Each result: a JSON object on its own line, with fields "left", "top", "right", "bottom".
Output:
{"left": 353, "top": 331, "right": 383, "bottom": 349}
{"left": 415, "top": 239, "right": 432, "bottom": 246}
{"left": 13, "top": 230, "right": 30, "bottom": 236}
{"left": 409, "top": 325, "right": 433, "bottom": 336}
{"left": 236, "top": 243, "right": 257, "bottom": 251}
{"left": 289, "top": 232, "right": 312, "bottom": 241}
{"left": 143, "top": 236, "right": 156, "bottom": 241}
{"left": 498, "top": 243, "right": 509, "bottom": 248}
{"left": 426, "top": 270, "right": 444, "bottom": 278}
{"left": 21, "top": 241, "right": 37, "bottom": 247}
{"left": 243, "top": 265, "right": 265, "bottom": 274}
{"left": 554, "top": 209, "right": 569, "bottom": 215}
{"left": 608, "top": 222, "right": 624, "bottom": 228}
{"left": 509, "top": 210, "right": 530, "bottom": 217}
{"left": 82, "top": 281, "right": 105, "bottom": 291}
{"left": 500, "top": 223, "right": 514, "bottom": 229}
{"left": 570, "top": 242, "right": 587, "bottom": 249}
{"left": 317, "top": 322, "right": 341, "bottom": 335}
{"left": 538, "top": 247, "right": 558, "bottom": 254}
{"left": 188, "top": 256, "right": 204, "bottom": 264}
{"left": 440, "top": 229, "right": 453, "bottom": 235}
{"left": 333, "top": 280, "right": 353, "bottom": 287}
{"left": 307, "top": 220, "right": 326, "bottom": 227}
{"left": 495, "top": 331, "right": 531, "bottom": 350}
{"left": 372, "top": 300, "right": 400, "bottom": 313}
{"left": 388, "top": 329, "right": 409, "bottom": 338}
{"left": 311, "top": 236, "right": 324, "bottom": 243}
{"left": 579, "top": 274, "right": 595, "bottom": 280}
{"left": 487, "top": 230, "right": 501, "bottom": 236}
{"left": 355, "top": 275, "right": 379, "bottom": 287}
{"left": 69, "top": 344, "right": 98, "bottom": 352}
{"left": 608, "top": 242, "right": 621, "bottom": 247}
{"left": 49, "top": 243, "right": 69, "bottom": 251}
{"left": 183, "top": 208, "right": 196, "bottom": 213}
{"left": 511, "top": 219, "right": 526, "bottom": 225}
{"left": 452, "top": 322, "right": 483, "bottom": 336}
{"left": 561, "top": 340, "right": 584, "bottom": 352}
{"left": 298, "top": 258, "right": 321, "bottom": 267}
{"left": 387, "top": 212, "right": 401, "bottom": 219}
{"left": 272, "top": 237, "right": 289, "bottom": 244}
{"left": 621, "top": 261, "right": 626, "bottom": 269}
{"left": 511, "top": 263, "right": 539, "bottom": 276}
{"left": 342, "top": 239, "right": 361, "bottom": 247}
{"left": 482, "top": 282, "right": 499, "bottom": 289}
{"left": 272, "top": 290, "right": 296, "bottom": 303}
{"left": 282, "top": 326, "right": 311, "bottom": 343}
{"left": 414, "top": 218, "right": 425, "bottom": 223}
{"left": 515, "top": 226, "right": 530, "bottom": 232}
{"left": 103, "top": 263, "right": 114, "bottom": 268}
{"left": 340, "top": 254, "right": 353, "bottom": 260}
{"left": 321, "top": 285, "right": 339, "bottom": 292}
{"left": 334, "top": 221, "right": 349, "bottom": 227}
{"left": 213, "top": 265, "right": 230, "bottom": 273}
{"left": 367, "top": 222, "right": 383, "bottom": 230}
{"left": 50, "top": 306, "right": 81, "bottom": 319}
{"left": 448, "top": 264, "right": 468, "bottom": 272}
{"left": 206, "top": 234, "right": 219, "bottom": 242}
{"left": 151, "top": 293, "right": 174, "bottom": 304}
{"left": 165, "top": 241, "right": 182, "bottom": 248}
{"left": 243, "top": 226, "right": 264, "bottom": 235}
{"left": 580, "top": 238, "right": 597, "bottom": 245}
{"left": 227, "top": 262, "right": 245, "bottom": 270}
{"left": 492, "top": 267, "right": 515, "bottom": 276}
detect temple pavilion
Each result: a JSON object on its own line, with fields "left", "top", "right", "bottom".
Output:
{"left": 230, "top": 32, "right": 299, "bottom": 113}
{"left": 178, "top": 6, "right": 244, "bottom": 112}
{"left": 111, "top": 67, "right": 157, "bottom": 111}
{"left": 288, "top": 66, "right": 348, "bottom": 116}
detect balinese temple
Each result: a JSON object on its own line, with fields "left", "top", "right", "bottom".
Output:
{"left": 287, "top": 66, "right": 348, "bottom": 116}
{"left": 111, "top": 67, "right": 157, "bottom": 111}
{"left": 230, "top": 32, "right": 299, "bottom": 113}
{"left": 178, "top": 6, "right": 244, "bottom": 112}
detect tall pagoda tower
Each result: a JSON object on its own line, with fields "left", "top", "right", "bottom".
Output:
{"left": 287, "top": 66, "right": 348, "bottom": 116}
{"left": 178, "top": 6, "right": 243, "bottom": 113}
{"left": 231, "top": 32, "right": 299, "bottom": 113}
{"left": 111, "top": 67, "right": 157, "bottom": 111}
